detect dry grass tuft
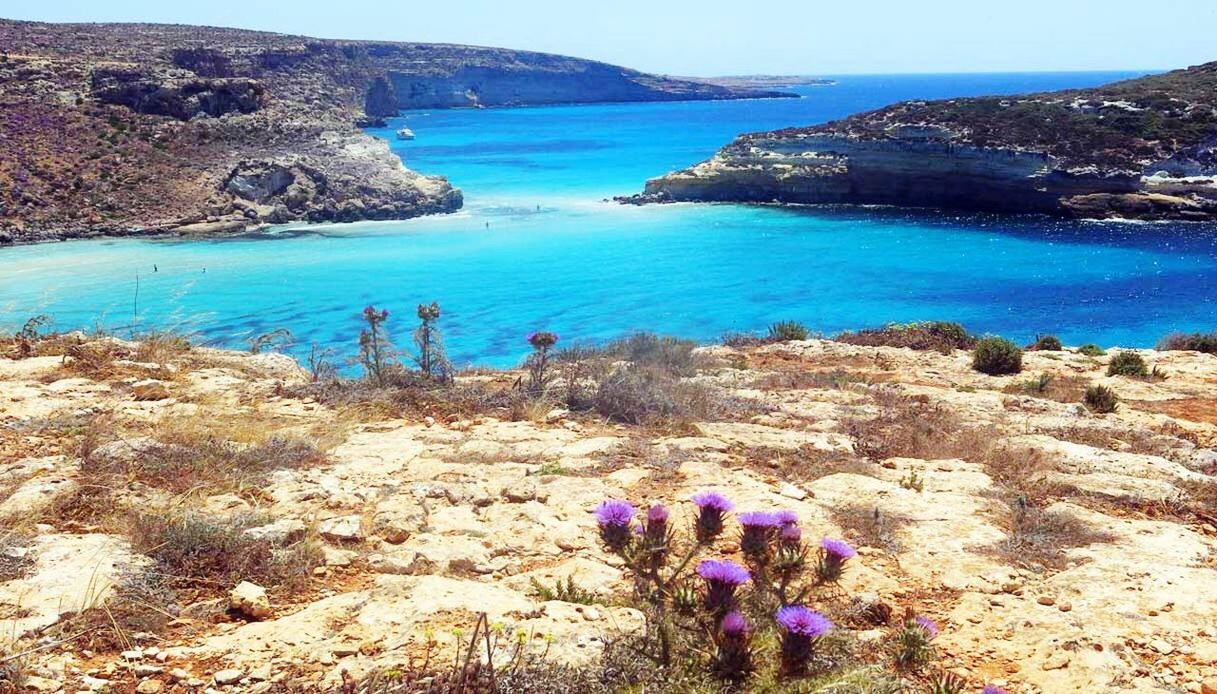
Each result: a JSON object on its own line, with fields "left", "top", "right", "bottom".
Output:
{"left": 128, "top": 510, "right": 322, "bottom": 592}
{"left": 1001, "top": 372, "right": 1089, "bottom": 403}
{"left": 984, "top": 498, "right": 1116, "bottom": 570}
{"left": 831, "top": 504, "right": 907, "bottom": 553}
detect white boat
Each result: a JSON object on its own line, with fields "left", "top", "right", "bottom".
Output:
{"left": 396, "top": 128, "right": 416, "bottom": 141}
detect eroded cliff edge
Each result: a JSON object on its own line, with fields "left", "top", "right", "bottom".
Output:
{"left": 0, "top": 20, "right": 787, "bottom": 243}
{"left": 639, "top": 64, "right": 1217, "bottom": 221}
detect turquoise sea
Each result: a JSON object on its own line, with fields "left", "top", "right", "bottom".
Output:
{"left": 3, "top": 72, "right": 1216, "bottom": 367}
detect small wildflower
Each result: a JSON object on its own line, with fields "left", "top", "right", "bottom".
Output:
{"left": 775, "top": 606, "right": 832, "bottom": 676}
{"left": 712, "top": 611, "right": 753, "bottom": 682}
{"left": 691, "top": 491, "right": 734, "bottom": 542}
{"left": 914, "top": 615, "right": 940, "bottom": 640}
{"left": 641, "top": 504, "right": 671, "bottom": 568}
{"left": 981, "top": 687, "right": 1008, "bottom": 694}
{"left": 816, "top": 537, "right": 856, "bottom": 583}
{"left": 774, "top": 509, "right": 799, "bottom": 527}
{"left": 594, "top": 499, "right": 636, "bottom": 552}
{"left": 779, "top": 524, "right": 802, "bottom": 548}
{"left": 738, "top": 511, "right": 780, "bottom": 564}
{"left": 697, "top": 559, "right": 750, "bottom": 613}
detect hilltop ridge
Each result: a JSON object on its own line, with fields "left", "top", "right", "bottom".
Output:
{"left": 639, "top": 64, "right": 1217, "bottom": 220}
{"left": 0, "top": 19, "right": 786, "bottom": 243}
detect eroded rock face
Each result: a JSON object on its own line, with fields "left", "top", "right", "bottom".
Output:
{"left": 641, "top": 63, "right": 1217, "bottom": 221}
{"left": 363, "top": 75, "right": 399, "bottom": 118}
{"left": 90, "top": 66, "right": 264, "bottom": 120}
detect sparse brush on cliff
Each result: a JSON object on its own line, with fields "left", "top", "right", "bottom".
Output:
{"left": 248, "top": 327, "right": 294, "bottom": 354}
{"left": 1028, "top": 334, "right": 1062, "bottom": 351}
{"left": 971, "top": 338, "right": 1022, "bottom": 376}
{"left": 604, "top": 332, "right": 702, "bottom": 377}
{"left": 1083, "top": 384, "right": 1119, "bottom": 414}
{"left": 1106, "top": 351, "right": 1149, "bottom": 378}
{"left": 989, "top": 497, "right": 1116, "bottom": 570}
{"left": 358, "top": 305, "right": 396, "bottom": 386}
{"left": 835, "top": 322, "right": 976, "bottom": 353}
{"left": 1158, "top": 332, "right": 1217, "bottom": 354}
{"left": 767, "top": 321, "right": 810, "bottom": 342}
{"left": 1077, "top": 343, "right": 1107, "bottom": 357}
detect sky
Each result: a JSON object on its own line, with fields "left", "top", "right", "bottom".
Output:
{"left": 3, "top": 1, "right": 1214, "bottom": 76}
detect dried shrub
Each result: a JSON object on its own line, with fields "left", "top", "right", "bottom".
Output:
{"left": 1002, "top": 372, "right": 1087, "bottom": 403}
{"left": 1028, "top": 335, "right": 1062, "bottom": 351}
{"left": 846, "top": 390, "right": 966, "bottom": 461}
{"left": 834, "top": 322, "right": 977, "bottom": 353}
{"left": 971, "top": 337, "right": 1022, "bottom": 375}
{"left": 128, "top": 511, "right": 322, "bottom": 591}
{"left": 55, "top": 572, "right": 177, "bottom": 653}
{"left": 1157, "top": 332, "right": 1217, "bottom": 354}
{"left": 593, "top": 365, "right": 756, "bottom": 426}
{"left": 752, "top": 368, "right": 865, "bottom": 391}
{"left": 1106, "top": 351, "right": 1149, "bottom": 378}
{"left": 986, "top": 498, "right": 1116, "bottom": 570}
{"left": 1083, "top": 385, "right": 1119, "bottom": 413}
{"left": 603, "top": 332, "right": 701, "bottom": 377}
{"left": 830, "top": 505, "right": 906, "bottom": 553}
{"left": 82, "top": 431, "right": 324, "bottom": 495}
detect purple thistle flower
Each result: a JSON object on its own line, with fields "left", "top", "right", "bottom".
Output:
{"left": 981, "top": 687, "right": 1008, "bottom": 694}
{"left": 691, "top": 491, "right": 734, "bottom": 542}
{"left": 594, "top": 499, "right": 635, "bottom": 551}
{"left": 915, "top": 616, "right": 940, "bottom": 640}
{"left": 713, "top": 610, "right": 753, "bottom": 681}
{"left": 774, "top": 509, "right": 799, "bottom": 527}
{"left": 641, "top": 504, "right": 671, "bottom": 567}
{"left": 738, "top": 511, "right": 780, "bottom": 564}
{"left": 820, "top": 537, "right": 857, "bottom": 560}
{"left": 697, "top": 559, "right": 750, "bottom": 613}
{"left": 816, "top": 537, "right": 856, "bottom": 583}
{"left": 775, "top": 606, "right": 832, "bottom": 676}
{"left": 775, "top": 606, "right": 834, "bottom": 637}
{"left": 721, "top": 611, "right": 749, "bottom": 638}
{"left": 780, "top": 524, "right": 803, "bottom": 547}
{"left": 737, "top": 511, "right": 780, "bottom": 528}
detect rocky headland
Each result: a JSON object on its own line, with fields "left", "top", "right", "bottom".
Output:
{"left": 0, "top": 20, "right": 786, "bottom": 243}
{"left": 638, "top": 64, "right": 1217, "bottom": 221}
{"left": 1, "top": 324, "right": 1215, "bottom": 692}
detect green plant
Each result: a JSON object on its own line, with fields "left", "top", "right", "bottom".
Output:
{"left": 767, "top": 321, "right": 810, "bottom": 342}
{"left": 1083, "top": 384, "right": 1119, "bottom": 413}
{"left": 1077, "top": 343, "right": 1106, "bottom": 357}
{"left": 927, "top": 670, "right": 970, "bottom": 694}
{"left": 1029, "top": 334, "right": 1062, "bottom": 351}
{"left": 899, "top": 470, "right": 925, "bottom": 492}
{"left": 358, "top": 305, "right": 395, "bottom": 386}
{"left": 529, "top": 576, "right": 598, "bottom": 605}
{"left": 971, "top": 337, "right": 1022, "bottom": 375}
{"left": 414, "top": 302, "right": 452, "bottom": 382}
{"left": 1011, "top": 372, "right": 1052, "bottom": 394}
{"left": 1107, "top": 351, "right": 1149, "bottom": 378}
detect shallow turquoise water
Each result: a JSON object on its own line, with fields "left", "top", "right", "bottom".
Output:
{"left": 3, "top": 72, "right": 1216, "bottom": 367}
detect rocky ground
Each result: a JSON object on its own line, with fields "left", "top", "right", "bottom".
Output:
{"left": 1, "top": 334, "right": 1215, "bottom": 692}
{"left": 638, "top": 63, "right": 1217, "bottom": 220}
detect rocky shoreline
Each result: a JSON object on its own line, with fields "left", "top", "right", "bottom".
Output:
{"left": 640, "top": 63, "right": 1217, "bottom": 221}
{"left": 0, "top": 19, "right": 784, "bottom": 244}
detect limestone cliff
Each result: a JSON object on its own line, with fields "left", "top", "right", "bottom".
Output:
{"left": 640, "top": 64, "right": 1217, "bottom": 221}
{"left": 0, "top": 20, "right": 785, "bottom": 242}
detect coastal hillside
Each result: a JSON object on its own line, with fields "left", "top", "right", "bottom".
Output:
{"left": 0, "top": 20, "right": 784, "bottom": 243}
{"left": 640, "top": 64, "right": 1217, "bottom": 220}
{"left": 1, "top": 323, "right": 1215, "bottom": 691}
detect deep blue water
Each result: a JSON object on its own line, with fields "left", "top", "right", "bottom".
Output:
{"left": 3, "top": 71, "right": 1216, "bottom": 368}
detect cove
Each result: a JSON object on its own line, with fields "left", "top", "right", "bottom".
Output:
{"left": 2, "top": 72, "right": 1215, "bottom": 368}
